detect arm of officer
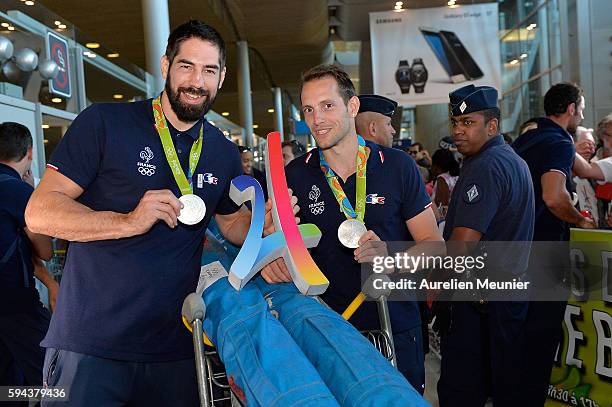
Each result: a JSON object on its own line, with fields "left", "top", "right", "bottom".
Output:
{"left": 540, "top": 171, "right": 595, "bottom": 228}
{"left": 572, "top": 153, "right": 605, "bottom": 181}
{"left": 26, "top": 170, "right": 182, "bottom": 242}
{"left": 24, "top": 228, "right": 52, "bottom": 261}
{"left": 447, "top": 227, "right": 482, "bottom": 257}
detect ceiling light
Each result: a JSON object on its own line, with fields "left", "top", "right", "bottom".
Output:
{"left": 526, "top": 23, "right": 537, "bottom": 30}
{"left": 86, "top": 42, "right": 100, "bottom": 49}
{"left": 42, "top": 124, "right": 50, "bottom": 129}
{"left": 509, "top": 59, "right": 519, "bottom": 65}
{"left": 54, "top": 20, "right": 61, "bottom": 26}
{"left": 113, "top": 94, "right": 123, "bottom": 99}
{"left": 24, "top": 0, "right": 35, "bottom": 5}
{"left": 51, "top": 97, "right": 62, "bottom": 103}
{"left": 394, "top": 5, "right": 402, "bottom": 10}
{"left": 107, "top": 53, "right": 119, "bottom": 58}
{"left": 7, "top": 26, "right": 15, "bottom": 31}
{"left": 520, "top": 53, "right": 528, "bottom": 59}
{"left": 221, "top": 112, "right": 230, "bottom": 116}
{"left": 395, "top": 1, "right": 403, "bottom": 5}
{"left": 253, "top": 124, "right": 259, "bottom": 129}
{"left": 58, "top": 24, "right": 66, "bottom": 29}
{"left": 267, "top": 108, "right": 275, "bottom": 113}
{"left": 1, "top": 23, "right": 9, "bottom": 28}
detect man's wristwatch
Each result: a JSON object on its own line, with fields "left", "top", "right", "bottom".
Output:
{"left": 395, "top": 60, "right": 412, "bottom": 94}
{"left": 410, "top": 58, "right": 428, "bottom": 94}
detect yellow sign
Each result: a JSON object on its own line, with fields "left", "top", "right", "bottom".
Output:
{"left": 546, "top": 228, "right": 612, "bottom": 407}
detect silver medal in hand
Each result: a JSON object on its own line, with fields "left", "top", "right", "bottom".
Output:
{"left": 338, "top": 219, "right": 367, "bottom": 248}
{"left": 178, "top": 194, "right": 206, "bottom": 225}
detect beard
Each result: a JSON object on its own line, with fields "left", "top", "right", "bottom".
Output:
{"left": 165, "top": 73, "right": 217, "bottom": 122}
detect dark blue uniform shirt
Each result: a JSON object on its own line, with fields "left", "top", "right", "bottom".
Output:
{"left": 0, "top": 163, "right": 38, "bottom": 314}
{"left": 285, "top": 141, "right": 431, "bottom": 332}
{"left": 42, "top": 99, "right": 242, "bottom": 362}
{"left": 443, "top": 135, "right": 535, "bottom": 273}
{"left": 512, "top": 118, "right": 575, "bottom": 241}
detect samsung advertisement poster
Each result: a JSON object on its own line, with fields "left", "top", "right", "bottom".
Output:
{"left": 370, "top": 3, "right": 501, "bottom": 105}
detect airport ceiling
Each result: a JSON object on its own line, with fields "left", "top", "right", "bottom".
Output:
{"left": 37, "top": 0, "right": 489, "bottom": 138}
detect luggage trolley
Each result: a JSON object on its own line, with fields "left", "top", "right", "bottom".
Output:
{"left": 181, "top": 275, "right": 397, "bottom": 407}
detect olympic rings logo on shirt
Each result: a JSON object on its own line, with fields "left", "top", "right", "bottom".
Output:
{"left": 309, "top": 203, "right": 325, "bottom": 215}
{"left": 138, "top": 167, "right": 156, "bottom": 176}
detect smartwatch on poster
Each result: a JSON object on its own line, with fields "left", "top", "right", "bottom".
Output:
{"left": 395, "top": 60, "right": 412, "bottom": 94}
{"left": 410, "top": 58, "right": 428, "bottom": 94}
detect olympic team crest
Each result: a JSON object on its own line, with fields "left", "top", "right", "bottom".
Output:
{"left": 308, "top": 185, "right": 325, "bottom": 215}
{"left": 137, "top": 147, "right": 157, "bottom": 177}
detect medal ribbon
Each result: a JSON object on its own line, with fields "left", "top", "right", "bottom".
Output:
{"left": 152, "top": 95, "right": 203, "bottom": 195}
{"left": 319, "top": 135, "right": 369, "bottom": 222}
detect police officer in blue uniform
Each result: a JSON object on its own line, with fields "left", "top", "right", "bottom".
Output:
{"left": 355, "top": 94, "right": 398, "bottom": 148}
{"left": 281, "top": 64, "right": 443, "bottom": 394}
{"left": 436, "top": 85, "right": 535, "bottom": 407}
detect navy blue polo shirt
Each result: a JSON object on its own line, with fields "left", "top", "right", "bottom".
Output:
{"left": 42, "top": 99, "right": 242, "bottom": 362}
{"left": 285, "top": 140, "right": 431, "bottom": 332}
{"left": 513, "top": 118, "right": 575, "bottom": 241}
{"left": 443, "top": 135, "right": 535, "bottom": 272}
{"left": 0, "top": 163, "right": 39, "bottom": 315}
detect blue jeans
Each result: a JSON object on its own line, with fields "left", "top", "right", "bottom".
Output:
{"left": 203, "top": 277, "right": 429, "bottom": 407}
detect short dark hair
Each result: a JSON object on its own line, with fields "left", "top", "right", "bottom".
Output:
{"left": 165, "top": 20, "right": 226, "bottom": 68}
{"left": 300, "top": 64, "right": 356, "bottom": 104}
{"left": 432, "top": 148, "right": 460, "bottom": 177}
{"left": 0, "top": 122, "right": 32, "bottom": 162}
{"left": 482, "top": 107, "right": 501, "bottom": 123}
{"left": 410, "top": 142, "right": 423, "bottom": 151}
{"left": 544, "top": 82, "right": 583, "bottom": 116}
{"left": 237, "top": 145, "right": 251, "bottom": 154}
{"left": 282, "top": 140, "right": 306, "bottom": 157}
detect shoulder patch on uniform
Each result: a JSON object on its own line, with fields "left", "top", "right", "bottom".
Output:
{"left": 463, "top": 183, "right": 482, "bottom": 204}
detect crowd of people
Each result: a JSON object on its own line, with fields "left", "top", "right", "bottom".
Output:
{"left": 1, "top": 18, "right": 611, "bottom": 407}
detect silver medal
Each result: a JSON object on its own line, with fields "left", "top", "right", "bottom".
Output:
{"left": 178, "top": 194, "right": 206, "bottom": 225}
{"left": 337, "top": 219, "right": 367, "bottom": 249}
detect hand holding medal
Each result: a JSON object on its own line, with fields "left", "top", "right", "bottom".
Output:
{"left": 152, "top": 96, "right": 206, "bottom": 225}
{"left": 353, "top": 230, "right": 389, "bottom": 264}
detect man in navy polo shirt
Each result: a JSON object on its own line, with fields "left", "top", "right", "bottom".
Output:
{"left": 0, "top": 122, "right": 57, "bottom": 388}
{"left": 513, "top": 83, "right": 596, "bottom": 405}
{"left": 437, "top": 84, "right": 535, "bottom": 406}
{"left": 281, "top": 64, "right": 443, "bottom": 393}
{"left": 25, "top": 21, "right": 277, "bottom": 405}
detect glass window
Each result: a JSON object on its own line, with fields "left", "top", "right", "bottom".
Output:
{"left": 500, "top": 0, "right": 562, "bottom": 137}
{"left": 84, "top": 61, "right": 146, "bottom": 104}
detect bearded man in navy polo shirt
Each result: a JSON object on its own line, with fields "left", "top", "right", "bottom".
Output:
{"left": 279, "top": 64, "right": 443, "bottom": 393}
{"left": 25, "top": 21, "right": 284, "bottom": 405}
